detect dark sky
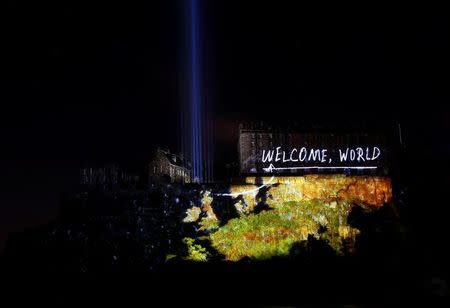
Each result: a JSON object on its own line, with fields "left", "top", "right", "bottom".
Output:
{"left": 1, "top": 1, "right": 450, "bottom": 249}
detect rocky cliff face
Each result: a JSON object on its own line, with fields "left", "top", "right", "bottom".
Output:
{"left": 180, "top": 175, "right": 393, "bottom": 261}
{"left": 232, "top": 175, "right": 392, "bottom": 210}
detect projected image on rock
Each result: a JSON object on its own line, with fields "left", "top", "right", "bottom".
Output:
{"left": 177, "top": 175, "right": 392, "bottom": 262}
{"left": 167, "top": 123, "right": 396, "bottom": 263}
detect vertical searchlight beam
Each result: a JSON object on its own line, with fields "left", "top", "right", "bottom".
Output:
{"left": 190, "top": 0, "right": 203, "bottom": 182}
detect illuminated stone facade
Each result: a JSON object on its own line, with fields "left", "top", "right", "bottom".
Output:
{"left": 238, "top": 123, "right": 390, "bottom": 175}
{"left": 148, "top": 148, "right": 191, "bottom": 184}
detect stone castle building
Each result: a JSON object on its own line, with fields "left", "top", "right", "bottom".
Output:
{"left": 148, "top": 148, "right": 191, "bottom": 184}
{"left": 238, "top": 122, "right": 391, "bottom": 175}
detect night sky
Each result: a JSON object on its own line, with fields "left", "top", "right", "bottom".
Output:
{"left": 1, "top": 2, "right": 450, "bottom": 250}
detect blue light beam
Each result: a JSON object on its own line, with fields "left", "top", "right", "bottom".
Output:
{"left": 190, "top": 0, "right": 203, "bottom": 182}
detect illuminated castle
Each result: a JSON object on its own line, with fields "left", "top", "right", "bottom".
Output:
{"left": 238, "top": 122, "right": 392, "bottom": 176}
{"left": 148, "top": 148, "right": 191, "bottom": 184}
